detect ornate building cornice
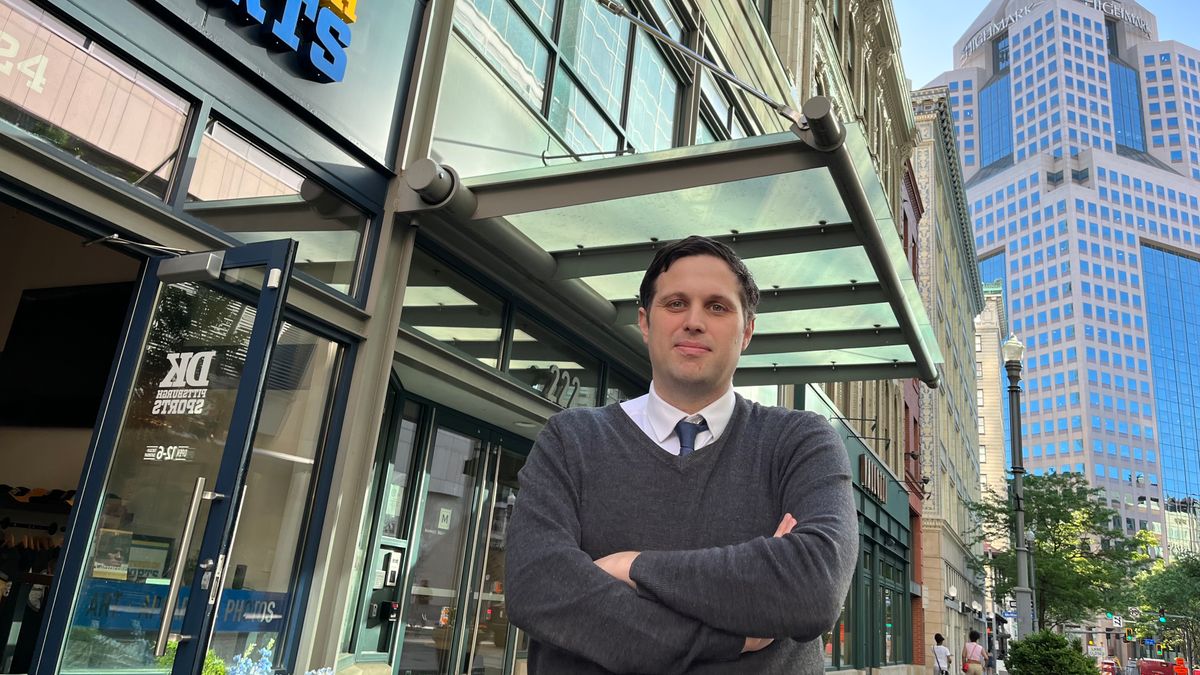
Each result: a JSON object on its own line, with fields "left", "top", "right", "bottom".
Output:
{"left": 912, "top": 86, "right": 985, "bottom": 314}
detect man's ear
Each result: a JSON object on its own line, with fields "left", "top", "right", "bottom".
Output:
{"left": 741, "top": 315, "right": 755, "bottom": 352}
{"left": 638, "top": 306, "right": 650, "bottom": 345}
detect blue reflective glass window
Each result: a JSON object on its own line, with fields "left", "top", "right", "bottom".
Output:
{"left": 980, "top": 74, "right": 1013, "bottom": 166}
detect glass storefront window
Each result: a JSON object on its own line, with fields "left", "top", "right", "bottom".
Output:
{"left": 338, "top": 474, "right": 377, "bottom": 655}
{"left": 184, "top": 119, "right": 369, "bottom": 295}
{"left": 381, "top": 401, "right": 422, "bottom": 539}
{"left": 736, "top": 385, "right": 779, "bottom": 406}
{"left": 401, "top": 247, "right": 507, "bottom": 368}
{"left": 840, "top": 584, "right": 852, "bottom": 666}
{"left": 0, "top": 0, "right": 189, "bottom": 199}
{"left": 604, "top": 368, "right": 646, "bottom": 406}
{"left": 508, "top": 312, "right": 600, "bottom": 408}
{"left": 208, "top": 322, "right": 343, "bottom": 669}
{"left": 882, "top": 587, "right": 895, "bottom": 663}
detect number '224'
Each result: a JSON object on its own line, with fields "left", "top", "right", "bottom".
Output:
{"left": 0, "top": 32, "right": 49, "bottom": 94}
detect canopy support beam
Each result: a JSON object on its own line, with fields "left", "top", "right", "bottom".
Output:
{"left": 551, "top": 222, "right": 858, "bottom": 279}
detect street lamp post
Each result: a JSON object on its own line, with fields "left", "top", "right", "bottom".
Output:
{"left": 1025, "top": 528, "right": 1039, "bottom": 632}
{"left": 1003, "top": 334, "right": 1038, "bottom": 640}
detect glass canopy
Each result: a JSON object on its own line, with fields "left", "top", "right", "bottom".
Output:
{"left": 404, "top": 105, "right": 942, "bottom": 387}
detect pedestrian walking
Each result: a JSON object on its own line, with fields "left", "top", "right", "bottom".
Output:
{"left": 961, "top": 630, "right": 988, "bottom": 675}
{"left": 932, "top": 632, "right": 952, "bottom": 675}
{"left": 505, "top": 236, "right": 859, "bottom": 673}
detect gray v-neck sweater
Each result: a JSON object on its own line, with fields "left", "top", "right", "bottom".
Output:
{"left": 506, "top": 395, "right": 858, "bottom": 674}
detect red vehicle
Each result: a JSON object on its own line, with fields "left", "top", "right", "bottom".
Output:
{"left": 1138, "top": 658, "right": 1171, "bottom": 675}
{"left": 1100, "top": 659, "right": 1119, "bottom": 674}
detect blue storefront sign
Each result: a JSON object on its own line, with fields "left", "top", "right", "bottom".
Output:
{"left": 60, "top": 0, "right": 425, "bottom": 165}
{"left": 209, "top": 0, "right": 355, "bottom": 83}
{"left": 73, "top": 579, "right": 286, "bottom": 633}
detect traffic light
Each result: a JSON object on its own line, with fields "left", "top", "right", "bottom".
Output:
{"left": 1159, "top": 607, "right": 1167, "bottom": 623}
{"left": 1126, "top": 627, "right": 1134, "bottom": 642}
{"left": 1106, "top": 611, "right": 1114, "bottom": 619}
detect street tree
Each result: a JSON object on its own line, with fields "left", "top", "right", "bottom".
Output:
{"left": 1129, "top": 553, "right": 1200, "bottom": 661}
{"left": 967, "top": 472, "right": 1158, "bottom": 629}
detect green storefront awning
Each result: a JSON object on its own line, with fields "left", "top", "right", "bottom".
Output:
{"left": 398, "top": 97, "right": 943, "bottom": 388}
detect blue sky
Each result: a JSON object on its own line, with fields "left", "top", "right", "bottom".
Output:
{"left": 894, "top": 0, "right": 1200, "bottom": 89}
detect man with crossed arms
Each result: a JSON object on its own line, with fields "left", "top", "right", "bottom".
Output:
{"left": 506, "top": 236, "right": 858, "bottom": 673}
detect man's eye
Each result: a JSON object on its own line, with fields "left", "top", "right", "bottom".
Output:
{"left": 710, "top": 303, "right": 728, "bottom": 313}
{"left": 667, "top": 300, "right": 686, "bottom": 309}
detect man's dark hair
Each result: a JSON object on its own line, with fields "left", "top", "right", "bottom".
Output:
{"left": 639, "top": 235, "right": 759, "bottom": 322}
{"left": 968, "top": 629, "right": 981, "bottom": 642}
{"left": 934, "top": 633, "right": 944, "bottom": 645}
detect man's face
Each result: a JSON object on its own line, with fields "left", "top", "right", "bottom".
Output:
{"left": 638, "top": 254, "right": 754, "bottom": 397}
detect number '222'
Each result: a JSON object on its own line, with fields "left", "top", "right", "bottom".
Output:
{"left": 0, "top": 32, "right": 48, "bottom": 93}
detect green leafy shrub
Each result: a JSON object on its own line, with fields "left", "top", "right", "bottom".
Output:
{"left": 1006, "top": 630, "right": 1099, "bottom": 675}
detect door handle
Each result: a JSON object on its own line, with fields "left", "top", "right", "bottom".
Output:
{"left": 155, "top": 476, "right": 207, "bottom": 657}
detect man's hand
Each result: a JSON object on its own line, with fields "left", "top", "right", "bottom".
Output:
{"left": 773, "top": 513, "right": 797, "bottom": 538}
{"left": 742, "top": 637, "right": 773, "bottom": 653}
{"left": 596, "top": 514, "right": 799, "bottom": 652}
{"left": 741, "top": 514, "right": 798, "bottom": 654}
{"left": 594, "top": 550, "right": 640, "bottom": 589}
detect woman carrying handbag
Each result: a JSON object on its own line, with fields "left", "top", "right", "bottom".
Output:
{"left": 961, "top": 630, "right": 988, "bottom": 674}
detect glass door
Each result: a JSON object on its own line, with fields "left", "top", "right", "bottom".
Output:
{"left": 461, "top": 450, "right": 524, "bottom": 675}
{"left": 384, "top": 404, "right": 531, "bottom": 675}
{"left": 33, "top": 240, "right": 296, "bottom": 675}
{"left": 395, "top": 413, "right": 491, "bottom": 675}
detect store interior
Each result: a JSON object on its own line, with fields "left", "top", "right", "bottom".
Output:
{"left": 0, "top": 207, "right": 138, "bottom": 672}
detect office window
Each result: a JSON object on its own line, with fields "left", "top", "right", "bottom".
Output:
{"left": 1110, "top": 60, "right": 1145, "bottom": 151}
{"left": 1143, "top": 245, "right": 1200, "bottom": 502}
{"left": 457, "top": 0, "right": 683, "bottom": 155}
{"left": 980, "top": 74, "right": 1014, "bottom": 166}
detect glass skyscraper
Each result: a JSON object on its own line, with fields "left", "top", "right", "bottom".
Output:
{"left": 929, "top": 0, "right": 1200, "bottom": 557}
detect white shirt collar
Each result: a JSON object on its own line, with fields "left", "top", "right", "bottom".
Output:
{"left": 645, "top": 382, "right": 736, "bottom": 444}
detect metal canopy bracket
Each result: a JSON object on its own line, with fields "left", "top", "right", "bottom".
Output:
{"left": 394, "top": 158, "right": 477, "bottom": 221}
{"left": 396, "top": 97, "right": 943, "bottom": 389}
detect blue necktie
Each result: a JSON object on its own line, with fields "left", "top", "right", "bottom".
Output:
{"left": 675, "top": 419, "right": 708, "bottom": 457}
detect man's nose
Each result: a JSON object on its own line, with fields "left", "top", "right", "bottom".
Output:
{"left": 682, "top": 305, "right": 706, "bottom": 332}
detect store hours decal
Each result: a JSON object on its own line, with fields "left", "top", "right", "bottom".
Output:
{"left": 151, "top": 350, "right": 216, "bottom": 415}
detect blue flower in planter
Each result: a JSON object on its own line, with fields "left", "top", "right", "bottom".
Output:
{"left": 227, "top": 640, "right": 277, "bottom": 675}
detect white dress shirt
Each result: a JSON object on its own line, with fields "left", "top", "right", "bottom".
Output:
{"left": 619, "top": 382, "right": 736, "bottom": 455}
